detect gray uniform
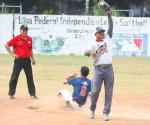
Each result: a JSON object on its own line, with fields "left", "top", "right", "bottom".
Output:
{"left": 85, "top": 14, "right": 114, "bottom": 115}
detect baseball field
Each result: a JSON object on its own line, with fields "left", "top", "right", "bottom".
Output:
{"left": 0, "top": 54, "right": 150, "bottom": 125}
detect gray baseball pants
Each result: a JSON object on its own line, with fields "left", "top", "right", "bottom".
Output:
{"left": 90, "top": 64, "right": 114, "bottom": 115}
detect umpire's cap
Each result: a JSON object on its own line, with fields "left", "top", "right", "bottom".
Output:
{"left": 95, "top": 26, "right": 105, "bottom": 35}
{"left": 81, "top": 66, "right": 89, "bottom": 77}
{"left": 20, "top": 25, "right": 28, "bottom": 30}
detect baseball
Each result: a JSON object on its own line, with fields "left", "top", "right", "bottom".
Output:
{"left": 99, "top": 1, "right": 104, "bottom": 6}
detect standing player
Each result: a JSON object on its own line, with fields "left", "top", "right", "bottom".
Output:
{"left": 84, "top": 3, "right": 114, "bottom": 121}
{"left": 58, "top": 66, "right": 91, "bottom": 109}
{"left": 5, "top": 25, "right": 38, "bottom": 99}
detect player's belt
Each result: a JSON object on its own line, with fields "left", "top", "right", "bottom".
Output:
{"left": 96, "top": 64, "right": 112, "bottom": 68}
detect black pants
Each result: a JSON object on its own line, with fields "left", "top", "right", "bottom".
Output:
{"left": 8, "top": 58, "right": 36, "bottom": 96}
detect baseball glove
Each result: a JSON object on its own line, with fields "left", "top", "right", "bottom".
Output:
{"left": 97, "top": 0, "right": 111, "bottom": 12}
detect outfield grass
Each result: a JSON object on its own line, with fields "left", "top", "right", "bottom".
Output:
{"left": 0, "top": 54, "right": 150, "bottom": 96}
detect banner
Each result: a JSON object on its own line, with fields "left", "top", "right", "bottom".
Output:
{"left": 13, "top": 15, "right": 150, "bottom": 56}
{"left": 0, "top": 14, "right": 13, "bottom": 53}
{"left": 0, "top": 14, "right": 150, "bottom": 56}
{"left": 13, "top": 15, "right": 99, "bottom": 55}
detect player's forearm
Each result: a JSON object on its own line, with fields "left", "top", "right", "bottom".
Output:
{"left": 4, "top": 44, "right": 13, "bottom": 56}
{"left": 30, "top": 51, "right": 35, "bottom": 60}
{"left": 63, "top": 76, "right": 70, "bottom": 84}
{"left": 84, "top": 50, "right": 91, "bottom": 56}
{"left": 63, "top": 73, "right": 76, "bottom": 84}
{"left": 30, "top": 51, "right": 36, "bottom": 65}
{"left": 107, "top": 14, "right": 113, "bottom": 38}
{"left": 84, "top": 50, "right": 97, "bottom": 58}
{"left": 63, "top": 78, "right": 68, "bottom": 84}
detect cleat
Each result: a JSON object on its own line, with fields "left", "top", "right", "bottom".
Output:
{"left": 89, "top": 110, "right": 95, "bottom": 119}
{"left": 30, "top": 95, "right": 38, "bottom": 99}
{"left": 9, "top": 95, "right": 15, "bottom": 99}
{"left": 103, "top": 114, "right": 109, "bottom": 121}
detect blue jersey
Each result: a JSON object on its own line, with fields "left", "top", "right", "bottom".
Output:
{"left": 68, "top": 77, "right": 91, "bottom": 105}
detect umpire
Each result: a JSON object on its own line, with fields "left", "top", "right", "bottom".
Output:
{"left": 5, "top": 25, "right": 38, "bottom": 99}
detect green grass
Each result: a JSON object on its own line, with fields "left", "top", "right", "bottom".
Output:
{"left": 0, "top": 54, "right": 150, "bottom": 96}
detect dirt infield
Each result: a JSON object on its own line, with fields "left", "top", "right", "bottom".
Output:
{"left": 0, "top": 92, "right": 150, "bottom": 125}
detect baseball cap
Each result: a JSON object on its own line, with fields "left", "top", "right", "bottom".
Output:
{"left": 95, "top": 26, "right": 105, "bottom": 35}
{"left": 20, "top": 25, "right": 28, "bottom": 30}
{"left": 80, "top": 66, "right": 89, "bottom": 77}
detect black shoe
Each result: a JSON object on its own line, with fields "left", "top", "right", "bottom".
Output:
{"left": 57, "top": 92, "right": 62, "bottom": 96}
{"left": 30, "top": 95, "right": 38, "bottom": 99}
{"left": 9, "top": 95, "right": 15, "bottom": 99}
{"left": 65, "top": 101, "right": 72, "bottom": 108}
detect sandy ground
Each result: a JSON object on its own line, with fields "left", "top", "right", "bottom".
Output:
{"left": 0, "top": 92, "right": 150, "bottom": 125}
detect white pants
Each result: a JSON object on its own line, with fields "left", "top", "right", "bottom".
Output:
{"left": 59, "top": 89, "right": 81, "bottom": 110}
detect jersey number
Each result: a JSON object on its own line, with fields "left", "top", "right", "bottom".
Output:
{"left": 80, "top": 85, "right": 87, "bottom": 97}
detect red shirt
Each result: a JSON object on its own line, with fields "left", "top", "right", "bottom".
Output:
{"left": 7, "top": 35, "right": 32, "bottom": 58}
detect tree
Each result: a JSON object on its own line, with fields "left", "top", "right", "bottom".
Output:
{"left": 141, "top": 0, "right": 150, "bottom": 17}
